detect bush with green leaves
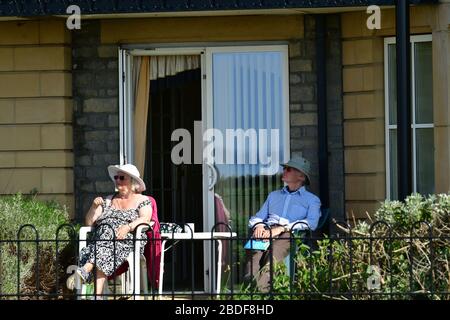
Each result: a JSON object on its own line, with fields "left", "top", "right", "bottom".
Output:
{"left": 0, "top": 194, "right": 77, "bottom": 299}
{"left": 239, "top": 193, "right": 450, "bottom": 300}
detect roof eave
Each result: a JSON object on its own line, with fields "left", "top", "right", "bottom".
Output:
{"left": 0, "top": 0, "right": 438, "bottom": 18}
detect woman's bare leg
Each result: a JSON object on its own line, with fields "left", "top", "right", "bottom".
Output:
{"left": 83, "top": 262, "right": 94, "bottom": 273}
{"left": 95, "top": 268, "right": 107, "bottom": 298}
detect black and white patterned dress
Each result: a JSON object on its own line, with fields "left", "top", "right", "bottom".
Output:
{"left": 78, "top": 196, "right": 151, "bottom": 277}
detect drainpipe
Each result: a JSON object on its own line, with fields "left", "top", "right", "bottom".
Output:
{"left": 396, "top": 0, "right": 412, "bottom": 200}
{"left": 316, "top": 15, "right": 330, "bottom": 210}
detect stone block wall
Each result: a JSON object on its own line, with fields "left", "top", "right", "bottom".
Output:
{"left": 326, "top": 15, "right": 345, "bottom": 222}
{"left": 0, "top": 19, "right": 74, "bottom": 215}
{"left": 289, "top": 15, "right": 345, "bottom": 218}
{"left": 72, "top": 20, "right": 119, "bottom": 220}
{"left": 289, "top": 16, "right": 319, "bottom": 194}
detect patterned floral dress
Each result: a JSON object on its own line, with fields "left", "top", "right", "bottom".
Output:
{"left": 78, "top": 196, "right": 151, "bottom": 277}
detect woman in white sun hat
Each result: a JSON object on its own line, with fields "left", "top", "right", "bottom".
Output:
{"left": 67, "top": 164, "right": 153, "bottom": 297}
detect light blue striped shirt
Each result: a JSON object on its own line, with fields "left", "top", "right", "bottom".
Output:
{"left": 248, "top": 186, "right": 321, "bottom": 231}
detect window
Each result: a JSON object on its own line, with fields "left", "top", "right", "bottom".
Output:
{"left": 385, "top": 35, "right": 434, "bottom": 200}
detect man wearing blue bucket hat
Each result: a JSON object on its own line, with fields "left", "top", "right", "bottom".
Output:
{"left": 244, "top": 156, "right": 321, "bottom": 292}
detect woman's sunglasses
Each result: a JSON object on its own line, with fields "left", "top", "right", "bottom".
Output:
{"left": 114, "top": 175, "right": 126, "bottom": 181}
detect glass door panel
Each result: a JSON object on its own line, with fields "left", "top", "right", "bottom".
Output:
{"left": 205, "top": 46, "right": 289, "bottom": 289}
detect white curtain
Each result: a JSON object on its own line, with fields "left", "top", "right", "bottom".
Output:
{"left": 150, "top": 55, "right": 200, "bottom": 80}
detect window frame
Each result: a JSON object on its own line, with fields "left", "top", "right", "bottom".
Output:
{"left": 384, "top": 34, "right": 434, "bottom": 199}
{"left": 118, "top": 44, "right": 290, "bottom": 167}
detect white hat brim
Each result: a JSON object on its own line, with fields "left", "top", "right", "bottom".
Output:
{"left": 107, "top": 165, "right": 146, "bottom": 193}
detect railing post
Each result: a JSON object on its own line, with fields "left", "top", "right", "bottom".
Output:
{"left": 17, "top": 225, "right": 39, "bottom": 300}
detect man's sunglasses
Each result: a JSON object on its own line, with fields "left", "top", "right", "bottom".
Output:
{"left": 114, "top": 175, "right": 126, "bottom": 181}
{"left": 283, "top": 166, "right": 294, "bottom": 172}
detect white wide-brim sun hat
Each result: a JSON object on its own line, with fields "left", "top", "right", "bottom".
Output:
{"left": 107, "top": 164, "right": 146, "bottom": 193}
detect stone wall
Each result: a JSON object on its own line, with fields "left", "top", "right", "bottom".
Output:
{"left": 289, "top": 16, "right": 319, "bottom": 194}
{"left": 326, "top": 15, "right": 345, "bottom": 222}
{"left": 289, "top": 15, "right": 344, "bottom": 219}
{"left": 0, "top": 19, "right": 74, "bottom": 215}
{"left": 72, "top": 20, "right": 119, "bottom": 220}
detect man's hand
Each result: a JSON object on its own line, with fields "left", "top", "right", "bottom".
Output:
{"left": 252, "top": 225, "right": 268, "bottom": 239}
{"left": 270, "top": 226, "right": 286, "bottom": 238}
{"left": 253, "top": 225, "right": 286, "bottom": 239}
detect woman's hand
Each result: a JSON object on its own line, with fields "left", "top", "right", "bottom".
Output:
{"left": 92, "top": 197, "right": 104, "bottom": 208}
{"left": 85, "top": 197, "right": 104, "bottom": 226}
{"left": 116, "top": 224, "right": 131, "bottom": 240}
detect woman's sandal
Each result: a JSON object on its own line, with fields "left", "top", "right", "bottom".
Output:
{"left": 66, "top": 267, "right": 92, "bottom": 290}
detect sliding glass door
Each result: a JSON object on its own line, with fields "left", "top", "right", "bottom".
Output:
{"left": 204, "top": 46, "right": 289, "bottom": 288}
{"left": 120, "top": 45, "right": 290, "bottom": 292}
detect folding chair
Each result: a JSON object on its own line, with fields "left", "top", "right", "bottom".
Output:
{"left": 74, "top": 195, "right": 161, "bottom": 300}
{"left": 76, "top": 224, "right": 149, "bottom": 299}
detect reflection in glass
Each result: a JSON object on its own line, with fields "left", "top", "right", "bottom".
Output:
{"left": 389, "top": 129, "right": 398, "bottom": 200}
{"left": 416, "top": 128, "right": 435, "bottom": 195}
{"left": 414, "top": 42, "right": 433, "bottom": 124}
{"left": 388, "top": 44, "right": 397, "bottom": 125}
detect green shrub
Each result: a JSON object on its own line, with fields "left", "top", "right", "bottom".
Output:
{"left": 239, "top": 193, "right": 450, "bottom": 300}
{"left": 0, "top": 193, "right": 77, "bottom": 299}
